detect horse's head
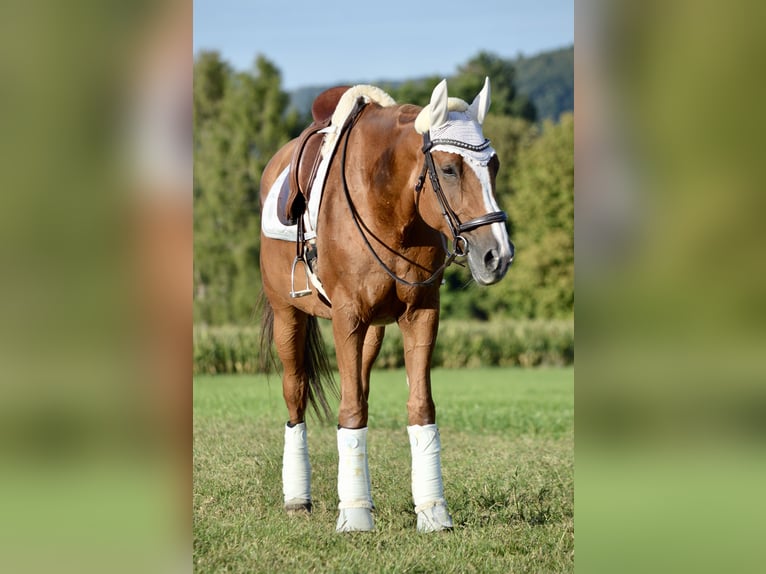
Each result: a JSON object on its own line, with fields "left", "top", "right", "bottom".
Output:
{"left": 414, "top": 78, "right": 514, "bottom": 285}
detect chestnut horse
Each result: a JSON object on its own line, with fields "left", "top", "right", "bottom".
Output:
{"left": 259, "top": 78, "right": 513, "bottom": 532}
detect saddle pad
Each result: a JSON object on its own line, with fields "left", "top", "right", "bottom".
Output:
{"left": 261, "top": 158, "right": 328, "bottom": 242}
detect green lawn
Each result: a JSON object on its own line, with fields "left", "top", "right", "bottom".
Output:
{"left": 194, "top": 368, "right": 573, "bottom": 573}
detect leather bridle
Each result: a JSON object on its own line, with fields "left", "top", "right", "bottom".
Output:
{"left": 415, "top": 132, "right": 507, "bottom": 257}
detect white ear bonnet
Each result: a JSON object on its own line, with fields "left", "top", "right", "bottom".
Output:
{"left": 414, "top": 77, "right": 495, "bottom": 166}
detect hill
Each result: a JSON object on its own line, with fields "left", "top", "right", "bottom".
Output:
{"left": 514, "top": 45, "right": 573, "bottom": 121}
{"left": 288, "top": 45, "right": 573, "bottom": 122}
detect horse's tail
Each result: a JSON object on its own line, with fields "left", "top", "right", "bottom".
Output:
{"left": 303, "top": 312, "right": 339, "bottom": 422}
{"left": 258, "top": 293, "right": 278, "bottom": 374}
{"left": 259, "top": 294, "right": 338, "bottom": 422}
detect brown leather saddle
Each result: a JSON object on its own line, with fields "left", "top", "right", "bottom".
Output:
{"left": 285, "top": 85, "right": 350, "bottom": 223}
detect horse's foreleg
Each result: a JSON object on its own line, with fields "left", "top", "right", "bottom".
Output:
{"left": 399, "top": 307, "right": 454, "bottom": 532}
{"left": 334, "top": 310, "right": 368, "bottom": 429}
{"left": 332, "top": 309, "right": 374, "bottom": 532}
{"left": 358, "top": 326, "right": 384, "bottom": 511}
{"left": 361, "top": 325, "right": 385, "bottom": 401}
{"left": 273, "top": 306, "right": 312, "bottom": 513}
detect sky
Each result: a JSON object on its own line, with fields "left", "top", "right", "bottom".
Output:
{"left": 193, "top": 0, "right": 574, "bottom": 90}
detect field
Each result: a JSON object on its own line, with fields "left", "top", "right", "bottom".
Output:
{"left": 193, "top": 368, "right": 574, "bottom": 573}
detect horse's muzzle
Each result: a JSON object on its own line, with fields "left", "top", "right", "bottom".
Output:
{"left": 468, "top": 238, "right": 513, "bottom": 286}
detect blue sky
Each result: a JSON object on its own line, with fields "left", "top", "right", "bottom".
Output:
{"left": 193, "top": 0, "right": 574, "bottom": 90}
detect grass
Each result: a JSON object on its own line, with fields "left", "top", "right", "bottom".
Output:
{"left": 193, "top": 368, "right": 573, "bottom": 573}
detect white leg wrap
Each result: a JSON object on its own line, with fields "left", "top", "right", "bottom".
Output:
{"left": 282, "top": 422, "right": 311, "bottom": 510}
{"left": 408, "top": 424, "right": 453, "bottom": 532}
{"left": 336, "top": 427, "right": 374, "bottom": 532}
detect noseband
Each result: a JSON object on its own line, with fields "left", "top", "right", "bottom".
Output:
{"left": 415, "top": 132, "right": 507, "bottom": 257}
{"left": 339, "top": 99, "right": 507, "bottom": 288}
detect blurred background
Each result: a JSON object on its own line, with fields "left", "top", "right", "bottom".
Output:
{"left": 2, "top": 0, "right": 764, "bottom": 571}
{"left": 0, "top": 0, "right": 191, "bottom": 572}
{"left": 576, "top": 0, "right": 766, "bottom": 572}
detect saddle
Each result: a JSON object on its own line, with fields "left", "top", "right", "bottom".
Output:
{"left": 286, "top": 85, "right": 350, "bottom": 223}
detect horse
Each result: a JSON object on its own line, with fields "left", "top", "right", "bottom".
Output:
{"left": 259, "top": 78, "right": 514, "bottom": 532}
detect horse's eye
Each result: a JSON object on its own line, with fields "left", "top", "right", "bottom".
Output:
{"left": 441, "top": 165, "right": 458, "bottom": 178}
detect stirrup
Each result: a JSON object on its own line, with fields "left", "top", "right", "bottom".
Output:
{"left": 290, "top": 257, "right": 312, "bottom": 298}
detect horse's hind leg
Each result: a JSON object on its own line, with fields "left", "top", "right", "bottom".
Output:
{"left": 273, "top": 305, "right": 313, "bottom": 514}
{"left": 398, "top": 307, "right": 454, "bottom": 532}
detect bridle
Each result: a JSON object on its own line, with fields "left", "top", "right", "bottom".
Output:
{"left": 415, "top": 132, "right": 507, "bottom": 257}
{"left": 340, "top": 99, "right": 507, "bottom": 288}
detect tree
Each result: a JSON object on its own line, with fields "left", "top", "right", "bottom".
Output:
{"left": 194, "top": 54, "right": 294, "bottom": 324}
{"left": 193, "top": 51, "right": 230, "bottom": 130}
{"left": 451, "top": 52, "right": 537, "bottom": 122}
{"left": 481, "top": 113, "right": 574, "bottom": 318}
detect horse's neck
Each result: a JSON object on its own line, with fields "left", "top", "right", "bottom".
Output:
{"left": 354, "top": 106, "right": 421, "bottom": 213}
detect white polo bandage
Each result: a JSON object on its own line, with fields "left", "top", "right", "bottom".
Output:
{"left": 282, "top": 422, "right": 311, "bottom": 504}
{"left": 407, "top": 424, "right": 446, "bottom": 510}
{"left": 336, "top": 427, "right": 373, "bottom": 509}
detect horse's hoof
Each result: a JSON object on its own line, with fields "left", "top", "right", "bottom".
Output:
{"left": 416, "top": 503, "right": 453, "bottom": 532}
{"left": 284, "top": 500, "right": 312, "bottom": 515}
{"left": 336, "top": 507, "right": 375, "bottom": 532}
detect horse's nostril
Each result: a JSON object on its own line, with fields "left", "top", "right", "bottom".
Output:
{"left": 484, "top": 249, "right": 500, "bottom": 271}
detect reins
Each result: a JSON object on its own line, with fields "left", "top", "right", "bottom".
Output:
{"left": 339, "top": 98, "right": 507, "bottom": 288}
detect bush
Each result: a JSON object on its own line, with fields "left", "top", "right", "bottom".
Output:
{"left": 194, "top": 319, "right": 573, "bottom": 375}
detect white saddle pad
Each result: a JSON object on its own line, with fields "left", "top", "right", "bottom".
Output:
{"left": 261, "top": 164, "right": 322, "bottom": 242}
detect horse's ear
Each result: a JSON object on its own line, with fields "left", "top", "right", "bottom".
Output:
{"left": 429, "top": 79, "right": 449, "bottom": 129}
{"left": 468, "top": 76, "right": 491, "bottom": 124}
